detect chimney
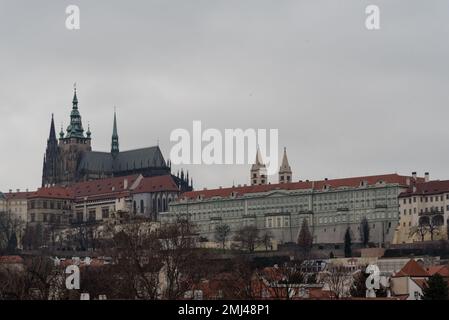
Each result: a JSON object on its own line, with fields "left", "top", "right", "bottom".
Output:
{"left": 26, "top": 188, "right": 29, "bottom": 192}
{"left": 16, "top": 189, "right": 20, "bottom": 192}
{"left": 123, "top": 179, "right": 128, "bottom": 190}
{"left": 412, "top": 172, "right": 417, "bottom": 180}
{"left": 425, "top": 172, "right": 430, "bottom": 182}
{"left": 9, "top": 189, "right": 12, "bottom": 193}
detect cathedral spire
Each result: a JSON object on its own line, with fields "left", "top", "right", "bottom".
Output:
{"left": 48, "top": 113, "right": 57, "bottom": 142}
{"left": 72, "top": 84, "right": 78, "bottom": 109}
{"left": 111, "top": 109, "right": 119, "bottom": 156}
{"left": 65, "top": 86, "right": 85, "bottom": 138}
{"left": 279, "top": 147, "right": 292, "bottom": 184}
{"left": 250, "top": 145, "right": 267, "bottom": 185}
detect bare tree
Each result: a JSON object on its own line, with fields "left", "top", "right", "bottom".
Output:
{"left": 234, "top": 225, "right": 259, "bottom": 252}
{"left": 214, "top": 224, "right": 231, "bottom": 251}
{"left": 219, "top": 256, "right": 259, "bottom": 299}
{"left": 324, "top": 264, "right": 351, "bottom": 299}
{"left": 411, "top": 223, "right": 428, "bottom": 242}
{"left": 158, "top": 218, "right": 197, "bottom": 299}
{"left": 0, "top": 256, "right": 65, "bottom": 300}
{"left": 257, "top": 263, "right": 304, "bottom": 300}
{"left": 100, "top": 220, "right": 163, "bottom": 299}
{"left": 260, "top": 231, "right": 273, "bottom": 251}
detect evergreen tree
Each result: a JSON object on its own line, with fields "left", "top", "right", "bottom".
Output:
{"left": 297, "top": 219, "right": 313, "bottom": 258}
{"left": 6, "top": 232, "right": 18, "bottom": 254}
{"left": 344, "top": 227, "right": 352, "bottom": 258}
{"left": 423, "top": 274, "right": 449, "bottom": 300}
{"left": 360, "top": 217, "right": 370, "bottom": 248}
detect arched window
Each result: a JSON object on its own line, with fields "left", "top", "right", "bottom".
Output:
{"left": 157, "top": 198, "right": 161, "bottom": 212}
{"left": 140, "top": 199, "right": 144, "bottom": 214}
{"left": 133, "top": 201, "right": 137, "bottom": 214}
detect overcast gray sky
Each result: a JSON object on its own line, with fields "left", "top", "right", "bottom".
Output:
{"left": 1, "top": 0, "right": 449, "bottom": 192}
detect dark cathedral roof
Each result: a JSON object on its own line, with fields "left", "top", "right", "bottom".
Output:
{"left": 78, "top": 146, "right": 167, "bottom": 174}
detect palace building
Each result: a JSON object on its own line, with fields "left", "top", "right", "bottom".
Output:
{"left": 41, "top": 88, "right": 192, "bottom": 192}
{"left": 161, "top": 151, "right": 425, "bottom": 247}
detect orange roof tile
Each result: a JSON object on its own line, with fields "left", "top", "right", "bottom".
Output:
{"left": 394, "top": 259, "right": 429, "bottom": 278}
{"left": 28, "top": 187, "right": 74, "bottom": 200}
{"left": 72, "top": 174, "right": 140, "bottom": 199}
{"left": 400, "top": 180, "right": 449, "bottom": 197}
{"left": 426, "top": 265, "right": 449, "bottom": 277}
{"left": 4, "top": 191, "right": 34, "bottom": 200}
{"left": 133, "top": 175, "right": 179, "bottom": 194}
{"left": 182, "top": 173, "right": 421, "bottom": 200}
{"left": 0, "top": 255, "right": 24, "bottom": 264}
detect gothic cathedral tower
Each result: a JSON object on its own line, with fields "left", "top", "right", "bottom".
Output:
{"left": 42, "top": 114, "right": 59, "bottom": 187}
{"left": 43, "top": 88, "right": 92, "bottom": 186}
{"left": 56, "top": 88, "right": 92, "bottom": 186}
{"left": 250, "top": 147, "right": 267, "bottom": 186}
{"left": 278, "top": 147, "right": 292, "bottom": 183}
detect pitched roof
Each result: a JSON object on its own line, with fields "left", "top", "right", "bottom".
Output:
{"left": 72, "top": 174, "right": 141, "bottom": 200}
{"left": 412, "top": 278, "right": 428, "bottom": 290}
{"left": 426, "top": 265, "right": 449, "bottom": 277}
{"left": 400, "top": 180, "right": 449, "bottom": 198}
{"left": 28, "top": 187, "right": 74, "bottom": 200}
{"left": 78, "top": 146, "right": 167, "bottom": 174}
{"left": 182, "top": 173, "right": 421, "bottom": 200}
{"left": 0, "top": 256, "right": 24, "bottom": 264}
{"left": 133, "top": 175, "right": 179, "bottom": 194}
{"left": 394, "top": 259, "right": 429, "bottom": 278}
{"left": 4, "top": 191, "right": 34, "bottom": 200}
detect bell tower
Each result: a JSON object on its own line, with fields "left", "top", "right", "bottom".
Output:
{"left": 250, "top": 146, "right": 267, "bottom": 186}
{"left": 58, "top": 86, "right": 92, "bottom": 185}
{"left": 278, "top": 147, "right": 292, "bottom": 183}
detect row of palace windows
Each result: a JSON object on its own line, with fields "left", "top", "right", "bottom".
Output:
{"left": 29, "top": 200, "right": 71, "bottom": 210}
{"left": 403, "top": 194, "right": 449, "bottom": 204}
{"left": 402, "top": 206, "right": 447, "bottom": 215}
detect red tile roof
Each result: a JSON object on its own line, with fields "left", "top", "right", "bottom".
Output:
{"left": 182, "top": 174, "right": 421, "bottom": 200}
{"left": 0, "top": 255, "right": 24, "bottom": 264}
{"left": 412, "top": 278, "right": 428, "bottom": 290}
{"left": 15, "top": 174, "right": 178, "bottom": 203}
{"left": 28, "top": 187, "right": 74, "bottom": 200}
{"left": 400, "top": 180, "right": 449, "bottom": 198}
{"left": 4, "top": 191, "right": 34, "bottom": 200}
{"left": 72, "top": 174, "right": 141, "bottom": 199}
{"left": 394, "top": 259, "right": 429, "bottom": 278}
{"left": 133, "top": 175, "right": 179, "bottom": 194}
{"left": 426, "top": 265, "right": 449, "bottom": 277}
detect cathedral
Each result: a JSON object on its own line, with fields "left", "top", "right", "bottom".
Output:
{"left": 42, "top": 88, "right": 192, "bottom": 191}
